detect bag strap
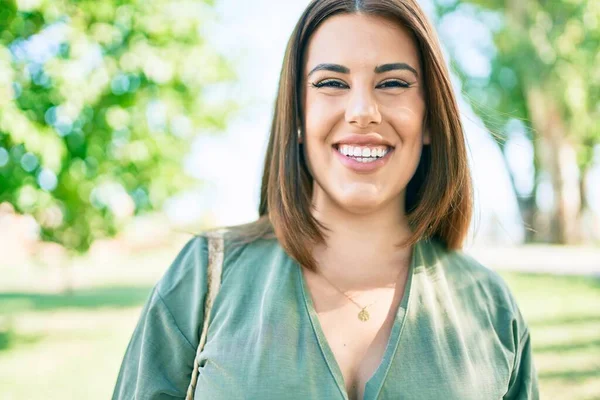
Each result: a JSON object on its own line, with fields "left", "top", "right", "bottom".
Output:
{"left": 185, "top": 229, "right": 226, "bottom": 400}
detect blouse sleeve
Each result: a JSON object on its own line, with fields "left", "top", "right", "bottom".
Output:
{"left": 503, "top": 327, "right": 540, "bottom": 399}
{"left": 112, "top": 236, "right": 209, "bottom": 400}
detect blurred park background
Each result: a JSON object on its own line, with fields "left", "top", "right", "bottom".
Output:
{"left": 0, "top": 0, "right": 598, "bottom": 398}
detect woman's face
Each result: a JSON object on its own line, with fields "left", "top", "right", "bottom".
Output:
{"left": 302, "top": 13, "right": 429, "bottom": 215}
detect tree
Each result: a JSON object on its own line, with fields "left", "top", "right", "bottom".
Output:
{"left": 436, "top": 0, "right": 599, "bottom": 243}
{"left": 0, "top": 0, "right": 237, "bottom": 254}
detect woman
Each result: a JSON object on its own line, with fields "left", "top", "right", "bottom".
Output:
{"left": 113, "top": 0, "right": 539, "bottom": 399}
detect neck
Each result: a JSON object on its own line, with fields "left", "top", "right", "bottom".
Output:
{"left": 309, "top": 189, "right": 413, "bottom": 289}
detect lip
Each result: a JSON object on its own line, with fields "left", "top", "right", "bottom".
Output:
{"left": 333, "top": 133, "right": 394, "bottom": 148}
{"left": 333, "top": 146, "right": 394, "bottom": 173}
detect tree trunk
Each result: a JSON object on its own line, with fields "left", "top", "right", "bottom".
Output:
{"left": 579, "top": 164, "right": 597, "bottom": 243}
{"left": 504, "top": 0, "right": 583, "bottom": 244}
{"left": 526, "top": 87, "right": 581, "bottom": 244}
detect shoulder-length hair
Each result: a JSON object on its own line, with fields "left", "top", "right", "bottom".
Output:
{"left": 230, "top": 0, "right": 472, "bottom": 272}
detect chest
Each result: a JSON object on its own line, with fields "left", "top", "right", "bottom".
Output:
{"left": 303, "top": 266, "right": 407, "bottom": 400}
{"left": 193, "top": 258, "right": 514, "bottom": 400}
{"left": 315, "top": 305, "right": 396, "bottom": 400}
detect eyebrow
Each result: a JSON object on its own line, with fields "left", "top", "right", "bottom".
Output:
{"left": 375, "top": 63, "right": 418, "bottom": 76}
{"left": 307, "top": 62, "right": 419, "bottom": 78}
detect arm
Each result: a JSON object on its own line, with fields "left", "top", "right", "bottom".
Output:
{"left": 503, "top": 328, "right": 539, "bottom": 400}
{"left": 112, "top": 236, "right": 208, "bottom": 400}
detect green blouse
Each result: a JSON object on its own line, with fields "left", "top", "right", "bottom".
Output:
{"left": 112, "top": 233, "right": 539, "bottom": 399}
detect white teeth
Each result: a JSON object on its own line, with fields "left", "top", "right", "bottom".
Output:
{"left": 338, "top": 144, "right": 390, "bottom": 159}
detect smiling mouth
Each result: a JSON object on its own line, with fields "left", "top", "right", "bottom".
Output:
{"left": 332, "top": 144, "right": 394, "bottom": 163}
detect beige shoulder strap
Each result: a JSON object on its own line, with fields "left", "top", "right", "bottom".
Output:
{"left": 186, "top": 229, "right": 226, "bottom": 400}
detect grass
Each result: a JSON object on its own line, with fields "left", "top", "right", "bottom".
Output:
{"left": 501, "top": 272, "right": 600, "bottom": 399}
{"left": 0, "top": 284, "right": 154, "bottom": 399}
{"left": 0, "top": 249, "right": 598, "bottom": 399}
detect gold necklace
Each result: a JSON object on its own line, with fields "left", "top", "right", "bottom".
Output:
{"left": 316, "top": 269, "right": 402, "bottom": 322}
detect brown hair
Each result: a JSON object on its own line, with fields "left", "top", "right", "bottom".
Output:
{"left": 230, "top": 0, "right": 472, "bottom": 272}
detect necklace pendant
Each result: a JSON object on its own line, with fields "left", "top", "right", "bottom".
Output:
{"left": 358, "top": 307, "right": 370, "bottom": 322}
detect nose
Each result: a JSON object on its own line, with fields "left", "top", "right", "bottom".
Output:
{"left": 345, "top": 87, "right": 382, "bottom": 128}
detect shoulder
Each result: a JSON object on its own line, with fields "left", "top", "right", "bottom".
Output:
{"left": 421, "top": 239, "right": 521, "bottom": 313}
{"left": 417, "top": 239, "right": 530, "bottom": 353}
{"left": 149, "top": 226, "right": 266, "bottom": 343}
{"left": 157, "top": 224, "right": 280, "bottom": 296}
{"left": 156, "top": 234, "right": 207, "bottom": 299}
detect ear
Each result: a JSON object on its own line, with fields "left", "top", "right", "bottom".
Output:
{"left": 422, "top": 128, "right": 431, "bottom": 145}
{"left": 297, "top": 118, "right": 303, "bottom": 144}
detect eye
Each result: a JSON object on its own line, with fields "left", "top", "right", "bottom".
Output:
{"left": 311, "top": 79, "right": 348, "bottom": 89}
{"left": 377, "top": 80, "right": 411, "bottom": 89}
